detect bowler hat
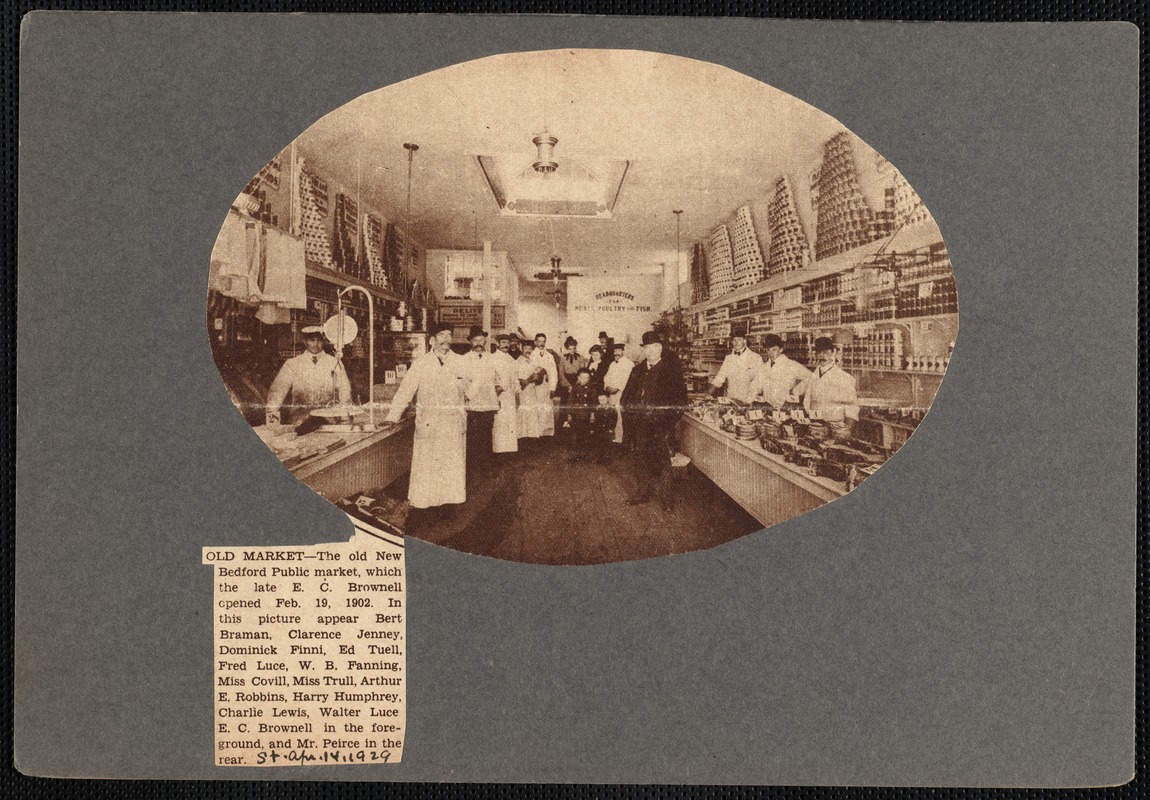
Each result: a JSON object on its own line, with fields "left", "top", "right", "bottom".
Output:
{"left": 641, "top": 331, "right": 662, "bottom": 346}
{"left": 467, "top": 325, "right": 488, "bottom": 340}
{"left": 428, "top": 321, "right": 453, "bottom": 336}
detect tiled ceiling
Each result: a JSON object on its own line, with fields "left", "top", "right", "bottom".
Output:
{"left": 295, "top": 49, "right": 849, "bottom": 284}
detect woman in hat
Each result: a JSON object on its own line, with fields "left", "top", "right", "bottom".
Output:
{"left": 556, "top": 336, "right": 587, "bottom": 436}
{"left": 383, "top": 321, "right": 467, "bottom": 509}
{"left": 586, "top": 345, "right": 605, "bottom": 394}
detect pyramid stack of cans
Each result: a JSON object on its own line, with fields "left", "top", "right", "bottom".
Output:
{"left": 298, "top": 167, "right": 334, "bottom": 270}
{"left": 766, "top": 175, "right": 813, "bottom": 277}
{"left": 706, "top": 224, "right": 735, "bottom": 297}
{"left": 332, "top": 193, "right": 362, "bottom": 278}
{"left": 364, "top": 213, "right": 388, "bottom": 289}
{"left": 814, "top": 133, "right": 878, "bottom": 260}
{"left": 729, "top": 205, "right": 767, "bottom": 290}
{"left": 690, "top": 242, "right": 710, "bottom": 304}
{"left": 876, "top": 153, "right": 932, "bottom": 228}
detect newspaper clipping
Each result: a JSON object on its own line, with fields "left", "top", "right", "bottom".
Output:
{"left": 203, "top": 519, "right": 405, "bottom": 767}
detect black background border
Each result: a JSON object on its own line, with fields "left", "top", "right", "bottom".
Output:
{"left": 4, "top": 1, "right": 1145, "bottom": 797}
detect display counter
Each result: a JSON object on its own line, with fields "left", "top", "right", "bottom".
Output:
{"left": 679, "top": 415, "right": 845, "bottom": 529}
{"left": 254, "top": 418, "right": 415, "bottom": 500}
{"left": 291, "top": 419, "right": 414, "bottom": 499}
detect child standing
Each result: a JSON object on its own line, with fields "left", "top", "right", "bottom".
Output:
{"left": 567, "top": 369, "right": 597, "bottom": 462}
{"left": 590, "top": 391, "right": 618, "bottom": 464}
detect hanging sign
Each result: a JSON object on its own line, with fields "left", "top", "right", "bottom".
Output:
{"left": 566, "top": 275, "right": 663, "bottom": 356}
{"left": 437, "top": 304, "right": 506, "bottom": 328}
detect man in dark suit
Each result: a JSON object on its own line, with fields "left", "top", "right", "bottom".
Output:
{"left": 621, "top": 330, "right": 688, "bottom": 511}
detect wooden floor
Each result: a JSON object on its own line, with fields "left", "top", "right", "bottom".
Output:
{"left": 379, "top": 435, "right": 762, "bottom": 566}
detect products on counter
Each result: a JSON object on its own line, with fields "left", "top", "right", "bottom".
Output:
{"left": 334, "top": 492, "right": 407, "bottom": 536}
{"left": 861, "top": 407, "right": 925, "bottom": 428}
{"left": 687, "top": 397, "right": 890, "bottom": 490}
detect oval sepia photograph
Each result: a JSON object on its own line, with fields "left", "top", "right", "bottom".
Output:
{"left": 207, "top": 49, "right": 958, "bottom": 566}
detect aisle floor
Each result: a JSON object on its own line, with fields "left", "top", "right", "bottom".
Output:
{"left": 383, "top": 436, "right": 763, "bottom": 566}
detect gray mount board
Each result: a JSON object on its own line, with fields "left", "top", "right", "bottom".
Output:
{"left": 15, "top": 14, "right": 1138, "bottom": 785}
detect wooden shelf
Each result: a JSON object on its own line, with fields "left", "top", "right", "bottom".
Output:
{"left": 847, "top": 366, "right": 948, "bottom": 376}
{"left": 690, "top": 219, "right": 943, "bottom": 314}
{"left": 306, "top": 262, "right": 403, "bottom": 304}
{"left": 860, "top": 418, "right": 920, "bottom": 432}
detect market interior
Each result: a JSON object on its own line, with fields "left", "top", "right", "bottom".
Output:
{"left": 207, "top": 50, "right": 956, "bottom": 565}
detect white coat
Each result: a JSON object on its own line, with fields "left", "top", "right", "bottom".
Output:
{"left": 529, "top": 348, "right": 558, "bottom": 437}
{"left": 491, "top": 350, "right": 520, "bottom": 452}
{"left": 798, "top": 363, "right": 860, "bottom": 422}
{"left": 460, "top": 350, "right": 501, "bottom": 412}
{"left": 603, "top": 355, "right": 635, "bottom": 443}
{"left": 516, "top": 356, "right": 545, "bottom": 439}
{"left": 265, "top": 350, "right": 351, "bottom": 424}
{"left": 711, "top": 347, "right": 764, "bottom": 403}
{"left": 385, "top": 349, "right": 467, "bottom": 509}
{"left": 751, "top": 353, "right": 811, "bottom": 408}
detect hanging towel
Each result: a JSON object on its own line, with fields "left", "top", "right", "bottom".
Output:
{"left": 256, "top": 302, "right": 291, "bottom": 325}
{"left": 209, "top": 210, "right": 251, "bottom": 299}
{"left": 262, "top": 226, "right": 308, "bottom": 309}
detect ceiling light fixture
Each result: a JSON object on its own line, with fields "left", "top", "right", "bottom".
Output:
{"left": 532, "top": 131, "right": 558, "bottom": 174}
{"left": 477, "top": 128, "right": 628, "bottom": 218}
{"left": 549, "top": 258, "right": 564, "bottom": 309}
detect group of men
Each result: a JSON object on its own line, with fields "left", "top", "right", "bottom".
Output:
{"left": 262, "top": 320, "right": 719, "bottom": 517}
{"left": 381, "top": 324, "right": 689, "bottom": 513}
{"left": 709, "top": 330, "right": 859, "bottom": 432}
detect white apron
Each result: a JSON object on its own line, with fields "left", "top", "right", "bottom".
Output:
{"left": 492, "top": 350, "right": 519, "bottom": 452}
{"left": 517, "top": 358, "right": 543, "bottom": 439}
{"left": 603, "top": 356, "right": 635, "bottom": 444}
{"left": 536, "top": 392, "right": 556, "bottom": 437}
{"left": 385, "top": 349, "right": 466, "bottom": 508}
{"left": 800, "top": 364, "right": 860, "bottom": 423}
{"left": 530, "top": 349, "right": 558, "bottom": 437}
{"left": 608, "top": 394, "right": 624, "bottom": 443}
